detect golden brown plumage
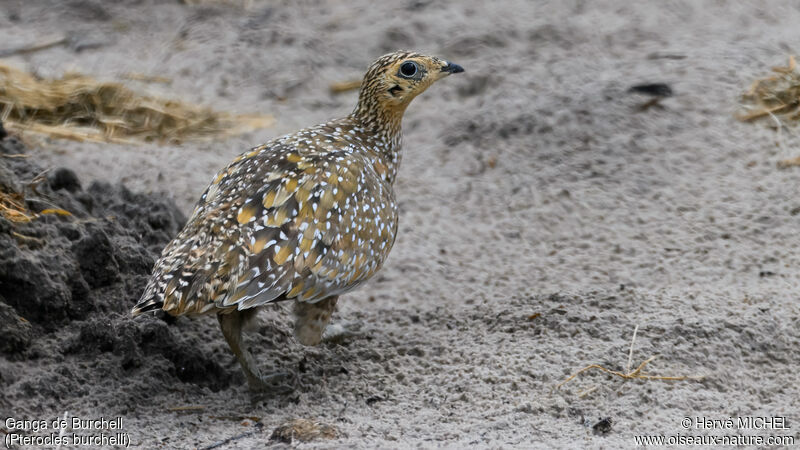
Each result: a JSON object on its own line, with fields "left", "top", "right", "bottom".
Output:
{"left": 132, "top": 50, "right": 463, "bottom": 391}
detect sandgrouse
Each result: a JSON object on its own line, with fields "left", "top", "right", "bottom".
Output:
{"left": 132, "top": 51, "right": 464, "bottom": 391}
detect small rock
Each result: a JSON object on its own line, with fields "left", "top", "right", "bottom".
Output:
{"left": 49, "top": 168, "right": 82, "bottom": 192}
{"left": 270, "top": 419, "right": 339, "bottom": 443}
{"left": 593, "top": 417, "right": 613, "bottom": 435}
{"left": 628, "top": 83, "right": 673, "bottom": 97}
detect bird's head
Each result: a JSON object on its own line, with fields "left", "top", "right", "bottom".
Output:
{"left": 353, "top": 50, "right": 464, "bottom": 129}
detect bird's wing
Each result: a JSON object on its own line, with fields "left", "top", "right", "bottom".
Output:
{"left": 133, "top": 143, "right": 397, "bottom": 316}
{"left": 227, "top": 146, "right": 398, "bottom": 309}
{"left": 133, "top": 146, "right": 270, "bottom": 316}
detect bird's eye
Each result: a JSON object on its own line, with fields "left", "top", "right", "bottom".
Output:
{"left": 399, "top": 61, "right": 418, "bottom": 78}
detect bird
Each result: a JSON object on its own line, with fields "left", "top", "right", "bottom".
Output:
{"left": 131, "top": 51, "right": 464, "bottom": 391}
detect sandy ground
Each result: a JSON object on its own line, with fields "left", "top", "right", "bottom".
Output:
{"left": 2, "top": 0, "right": 800, "bottom": 448}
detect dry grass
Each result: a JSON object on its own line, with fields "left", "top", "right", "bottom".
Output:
{"left": 0, "top": 190, "right": 73, "bottom": 224}
{"left": 738, "top": 56, "right": 800, "bottom": 123}
{"left": 0, "top": 191, "right": 34, "bottom": 223}
{"left": 777, "top": 155, "right": 800, "bottom": 169}
{"left": 557, "top": 325, "right": 704, "bottom": 391}
{"left": 557, "top": 356, "right": 703, "bottom": 390}
{"left": 1, "top": 162, "right": 74, "bottom": 224}
{"left": 0, "top": 62, "right": 272, "bottom": 144}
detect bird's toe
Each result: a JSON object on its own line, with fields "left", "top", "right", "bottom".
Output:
{"left": 247, "top": 370, "right": 296, "bottom": 394}
{"left": 322, "top": 320, "right": 365, "bottom": 343}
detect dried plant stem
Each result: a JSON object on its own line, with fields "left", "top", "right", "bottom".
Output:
{"left": 557, "top": 356, "right": 703, "bottom": 390}
{"left": 557, "top": 325, "right": 704, "bottom": 391}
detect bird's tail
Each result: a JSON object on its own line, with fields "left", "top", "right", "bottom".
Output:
{"left": 130, "top": 225, "right": 237, "bottom": 317}
{"left": 131, "top": 205, "right": 250, "bottom": 318}
{"left": 131, "top": 279, "right": 165, "bottom": 317}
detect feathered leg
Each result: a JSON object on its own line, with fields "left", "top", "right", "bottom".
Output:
{"left": 293, "top": 296, "right": 338, "bottom": 346}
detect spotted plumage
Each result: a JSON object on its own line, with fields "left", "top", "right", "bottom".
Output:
{"left": 132, "top": 50, "right": 463, "bottom": 391}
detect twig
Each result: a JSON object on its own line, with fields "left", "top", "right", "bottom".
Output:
{"left": 27, "top": 168, "right": 51, "bottom": 195}
{"left": 578, "top": 386, "right": 598, "bottom": 398}
{"left": 777, "top": 156, "right": 800, "bottom": 169}
{"left": 0, "top": 35, "right": 67, "bottom": 58}
{"left": 122, "top": 73, "right": 172, "bottom": 84}
{"left": 40, "top": 208, "right": 73, "bottom": 217}
{"left": 11, "top": 231, "right": 45, "bottom": 247}
{"left": 209, "top": 415, "right": 262, "bottom": 422}
{"left": 738, "top": 103, "right": 794, "bottom": 122}
{"left": 773, "top": 55, "right": 796, "bottom": 73}
{"left": 767, "top": 108, "right": 787, "bottom": 156}
{"left": 329, "top": 80, "right": 361, "bottom": 94}
{"left": 201, "top": 430, "right": 259, "bottom": 450}
{"left": 626, "top": 324, "right": 639, "bottom": 374}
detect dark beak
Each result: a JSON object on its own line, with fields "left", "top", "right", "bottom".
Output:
{"left": 441, "top": 62, "right": 465, "bottom": 74}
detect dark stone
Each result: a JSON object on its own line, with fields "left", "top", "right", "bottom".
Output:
{"left": 628, "top": 83, "right": 674, "bottom": 97}
{"left": 49, "top": 168, "right": 82, "bottom": 192}
{"left": 593, "top": 417, "right": 613, "bottom": 435}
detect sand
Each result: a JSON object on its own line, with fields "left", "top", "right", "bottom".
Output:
{"left": 1, "top": 0, "right": 799, "bottom": 448}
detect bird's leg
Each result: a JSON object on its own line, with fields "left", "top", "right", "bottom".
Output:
{"left": 293, "top": 296, "right": 339, "bottom": 346}
{"left": 217, "top": 309, "right": 292, "bottom": 392}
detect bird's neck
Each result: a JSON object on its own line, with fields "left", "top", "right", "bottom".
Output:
{"left": 351, "top": 95, "right": 406, "bottom": 140}
{"left": 347, "top": 102, "right": 406, "bottom": 184}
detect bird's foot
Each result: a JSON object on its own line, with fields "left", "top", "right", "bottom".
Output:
{"left": 322, "top": 320, "right": 364, "bottom": 343}
{"left": 246, "top": 370, "right": 295, "bottom": 394}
